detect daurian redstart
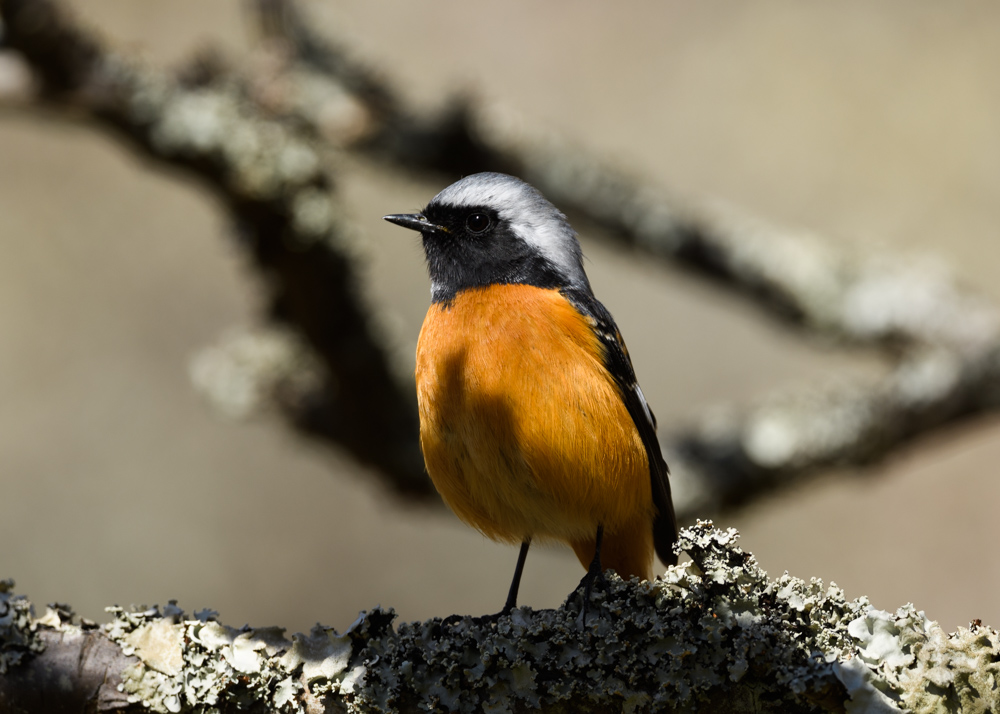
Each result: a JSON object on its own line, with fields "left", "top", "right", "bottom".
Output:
{"left": 385, "top": 173, "right": 677, "bottom": 613}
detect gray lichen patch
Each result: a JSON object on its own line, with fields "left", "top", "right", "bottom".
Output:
{"left": 0, "top": 579, "right": 46, "bottom": 674}
{"left": 350, "top": 523, "right": 860, "bottom": 713}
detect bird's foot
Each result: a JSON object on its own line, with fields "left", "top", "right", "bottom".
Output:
{"left": 570, "top": 565, "right": 610, "bottom": 627}
{"left": 444, "top": 601, "right": 516, "bottom": 630}
{"left": 440, "top": 613, "right": 467, "bottom": 628}
{"left": 470, "top": 610, "right": 505, "bottom": 628}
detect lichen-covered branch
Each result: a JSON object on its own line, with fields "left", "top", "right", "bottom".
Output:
{"left": 2, "top": 524, "right": 995, "bottom": 713}
{"left": 0, "top": 0, "right": 428, "bottom": 497}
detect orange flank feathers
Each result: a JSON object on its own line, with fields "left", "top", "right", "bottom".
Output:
{"left": 415, "top": 284, "right": 655, "bottom": 581}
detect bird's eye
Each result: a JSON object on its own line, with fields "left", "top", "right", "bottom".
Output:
{"left": 465, "top": 212, "right": 491, "bottom": 233}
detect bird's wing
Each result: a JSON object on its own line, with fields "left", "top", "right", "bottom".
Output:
{"left": 567, "top": 290, "right": 678, "bottom": 566}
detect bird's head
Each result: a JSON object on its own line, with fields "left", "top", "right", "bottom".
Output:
{"left": 384, "top": 172, "right": 591, "bottom": 303}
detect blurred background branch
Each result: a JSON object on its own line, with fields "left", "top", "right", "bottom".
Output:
{"left": 0, "top": 0, "right": 427, "bottom": 497}
{"left": 3, "top": 0, "right": 1000, "bottom": 522}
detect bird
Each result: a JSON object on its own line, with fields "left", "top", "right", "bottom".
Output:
{"left": 384, "top": 172, "right": 677, "bottom": 614}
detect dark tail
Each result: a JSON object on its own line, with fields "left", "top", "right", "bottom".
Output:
{"left": 651, "top": 455, "right": 678, "bottom": 566}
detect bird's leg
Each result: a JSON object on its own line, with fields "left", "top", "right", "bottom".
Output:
{"left": 502, "top": 539, "right": 531, "bottom": 615}
{"left": 462, "top": 539, "right": 531, "bottom": 627}
{"left": 573, "top": 524, "right": 609, "bottom": 625}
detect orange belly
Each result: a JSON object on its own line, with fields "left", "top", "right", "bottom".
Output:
{"left": 415, "top": 284, "right": 654, "bottom": 579}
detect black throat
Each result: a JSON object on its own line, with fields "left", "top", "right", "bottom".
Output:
{"left": 421, "top": 205, "right": 568, "bottom": 305}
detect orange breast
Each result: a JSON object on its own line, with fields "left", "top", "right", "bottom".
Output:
{"left": 414, "top": 284, "right": 653, "bottom": 563}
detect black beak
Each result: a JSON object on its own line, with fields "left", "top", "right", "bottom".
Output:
{"left": 383, "top": 213, "right": 447, "bottom": 234}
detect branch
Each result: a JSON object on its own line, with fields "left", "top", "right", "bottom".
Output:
{"left": 6, "top": 0, "right": 1000, "bottom": 519}
{"left": 5, "top": 523, "right": 988, "bottom": 713}
{"left": 666, "top": 341, "right": 1000, "bottom": 515}
{"left": 0, "top": 0, "right": 429, "bottom": 498}
{"left": 242, "top": 0, "right": 1000, "bottom": 516}
{"left": 239, "top": 0, "right": 998, "bottom": 350}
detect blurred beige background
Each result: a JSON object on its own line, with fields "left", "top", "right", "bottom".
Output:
{"left": 1, "top": 1, "right": 999, "bottom": 635}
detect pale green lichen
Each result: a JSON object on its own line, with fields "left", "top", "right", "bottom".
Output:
{"left": 844, "top": 606, "right": 1000, "bottom": 714}
{"left": 100, "top": 599, "right": 365, "bottom": 714}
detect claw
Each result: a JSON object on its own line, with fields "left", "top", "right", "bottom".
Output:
{"left": 440, "top": 613, "right": 466, "bottom": 628}
{"left": 570, "top": 524, "right": 608, "bottom": 627}
{"left": 471, "top": 607, "right": 510, "bottom": 628}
